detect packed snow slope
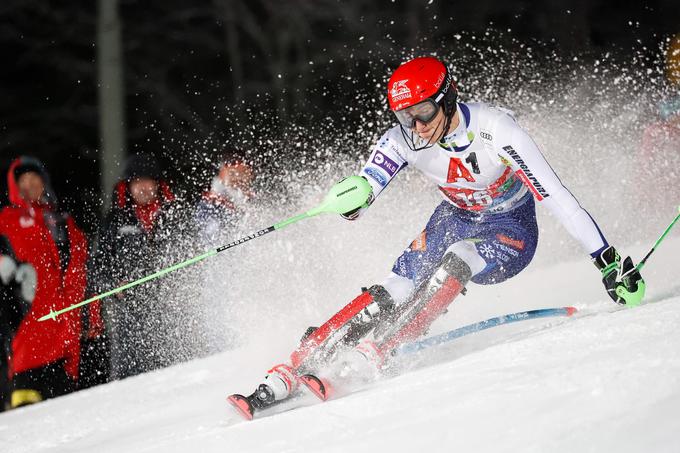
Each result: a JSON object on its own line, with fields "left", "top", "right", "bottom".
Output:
{"left": 2, "top": 230, "right": 679, "bottom": 452}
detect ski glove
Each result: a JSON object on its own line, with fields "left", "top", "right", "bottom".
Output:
{"left": 15, "top": 263, "right": 37, "bottom": 304}
{"left": 0, "top": 255, "right": 37, "bottom": 305}
{"left": 0, "top": 254, "right": 18, "bottom": 285}
{"left": 340, "top": 176, "right": 374, "bottom": 221}
{"left": 593, "top": 246, "right": 645, "bottom": 307}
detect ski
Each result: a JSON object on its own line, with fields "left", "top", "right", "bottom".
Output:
{"left": 227, "top": 373, "right": 329, "bottom": 420}
{"left": 226, "top": 393, "right": 256, "bottom": 421}
{"left": 227, "top": 389, "right": 307, "bottom": 421}
{"left": 299, "top": 374, "right": 331, "bottom": 401}
{"left": 394, "top": 306, "right": 577, "bottom": 355}
{"left": 229, "top": 307, "right": 577, "bottom": 418}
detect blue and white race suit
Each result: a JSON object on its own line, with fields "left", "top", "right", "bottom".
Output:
{"left": 356, "top": 102, "right": 608, "bottom": 304}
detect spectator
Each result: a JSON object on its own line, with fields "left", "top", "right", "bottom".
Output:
{"left": 0, "top": 156, "right": 88, "bottom": 409}
{"left": 78, "top": 263, "right": 110, "bottom": 390}
{"left": 90, "top": 153, "right": 179, "bottom": 379}
{"left": 638, "top": 33, "right": 680, "bottom": 215}
{"left": 189, "top": 158, "right": 255, "bottom": 352}
{"left": 0, "top": 235, "right": 36, "bottom": 411}
{"left": 659, "top": 32, "right": 680, "bottom": 118}
{"left": 641, "top": 33, "right": 680, "bottom": 155}
{"left": 194, "top": 158, "right": 254, "bottom": 245}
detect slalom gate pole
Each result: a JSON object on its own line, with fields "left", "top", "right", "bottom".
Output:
{"left": 395, "top": 306, "right": 577, "bottom": 355}
{"left": 38, "top": 176, "right": 372, "bottom": 322}
{"left": 635, "top": 205, "right": 680, "bottom": 273}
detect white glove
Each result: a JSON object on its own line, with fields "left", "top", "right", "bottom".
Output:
{"left": 0, "top": 254, "right": 17, "bottom": 285}
{"left": 15, "top": 263, "right": 37, "bottom": 303}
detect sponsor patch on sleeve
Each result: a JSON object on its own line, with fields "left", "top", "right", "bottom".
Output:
{"left": 502, "top": 145, "right": 550, "bottom": 201}
{"left": 364, "top": 167, "right": 388, "bottom": 187}
{"left": 371, "top": 151, "right": 400, "bottom": 177}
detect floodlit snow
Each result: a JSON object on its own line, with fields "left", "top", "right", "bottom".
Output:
{"left": 1, "top": 225, "right": 679, "bottom": 452}
{"left": 3, "top": 36, "right": 679, "bottom": 452}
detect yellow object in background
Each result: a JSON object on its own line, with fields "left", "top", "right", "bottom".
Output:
{"left": 11, "top": 389, "right": 43, "bottom": 408}
{"left": 666, "top": 33, "right": 680, "bottom": 86}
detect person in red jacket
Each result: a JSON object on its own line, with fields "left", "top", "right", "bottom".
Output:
{"left": 0, "top": 156, "right": 88, "bottom": 408}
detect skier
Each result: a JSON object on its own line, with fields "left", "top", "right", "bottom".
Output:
{"left": 231, "top": 56, "right": 645, "bottom": 416}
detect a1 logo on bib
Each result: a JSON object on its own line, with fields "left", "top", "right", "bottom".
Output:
{"left": 446, "top": 157, "right": 475, "bottom": 183}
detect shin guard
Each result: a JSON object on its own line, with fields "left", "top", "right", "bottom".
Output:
{"left": 290, "top": 285, "right": 393, "bottom": 371}
{"left": 378, "top": 252, "right": 472, "bottom": 355}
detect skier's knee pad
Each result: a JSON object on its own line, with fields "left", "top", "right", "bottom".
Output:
{"left": 378, "top": 255, "right": 471, "bottom": 350}
{"left": 444, "top": 241, "right": 486, "bottom": 279}
{"left": 439, "top": 250, "right": 473, "bottom": 285}
{"left": 365, "top": 284, "right": 396, "bottom": 313}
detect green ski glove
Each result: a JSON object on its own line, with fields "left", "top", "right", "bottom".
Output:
{"left": 593, "top": 246, "right": 646, "bottom": 307}
{"left": 338, "top": 176, "right": 374, "bottom": 221}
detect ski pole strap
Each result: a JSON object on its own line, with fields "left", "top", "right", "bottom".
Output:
{"left": 395, "top": 306, "right": 577, "bottom": 355}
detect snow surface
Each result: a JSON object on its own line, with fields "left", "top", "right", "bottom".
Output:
{"left": 2, "top": 98, "right": 679, "bottom": 451}
{"left": 2, "top": 32, "right": 678, "bottom": 451}
{"left": 1, "top": 228, "right": 679, "bottom": 452}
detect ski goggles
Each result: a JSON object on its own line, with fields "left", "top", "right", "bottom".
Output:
{"left": 393, "top": 99, "right": 441, "bottom": 128}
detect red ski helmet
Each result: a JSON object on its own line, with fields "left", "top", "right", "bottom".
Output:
{"left": 387, "top": 56, "right": 458, "bottom": 149}
{"left": 388, "top": 56, "right": 456, "bottom": 109}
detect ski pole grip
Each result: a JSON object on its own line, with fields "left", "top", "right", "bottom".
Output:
{"left": 307, "top": 175, "right": 373, "bottom": 217}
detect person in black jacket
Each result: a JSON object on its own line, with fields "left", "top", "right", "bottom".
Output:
{"left": 0, "top": 235, "right": 36, "bottom": 411}
{"left": 90, "top": 154, "right": 180, "bottom": 379}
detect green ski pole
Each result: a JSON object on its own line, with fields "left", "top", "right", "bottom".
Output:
{"left": 636, "top": 205, "right": 680, "bottom": 273}
{"left": 39, "top": 176, "right": 372, "bottom": 322}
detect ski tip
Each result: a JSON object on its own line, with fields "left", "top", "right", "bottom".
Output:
{"left": 299, "top": 374, "right": 330, "bottom": 401}
{"left": 227, "top": 394, "right": 254, "bottom": 421}
{"left": 565, "top": 306, "right": 578, "bottom": 316}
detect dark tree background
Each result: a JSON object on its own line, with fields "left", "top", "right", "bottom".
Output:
{"left": 0, "top": 0, "right": 678, "bottom": 232}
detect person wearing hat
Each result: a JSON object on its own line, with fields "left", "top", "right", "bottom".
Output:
{"left": 188, "top": 157, "right": 256, "bottom": 352}
{"left": 194, "top": 157, "right": 255, "bottom": 245}
{"left": 89, "top": 153, "right": 180, "bottom": 379}
{"left": 0, "top": 156, "right": 88, "bottom": 409}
